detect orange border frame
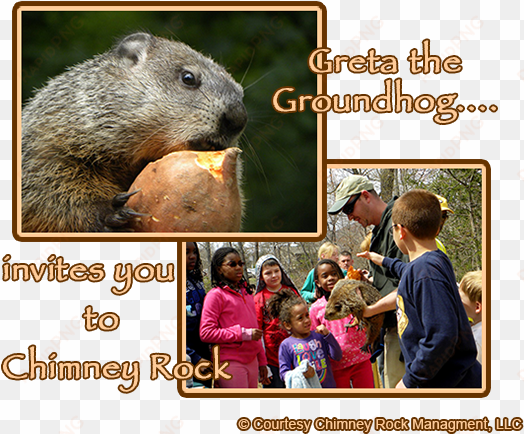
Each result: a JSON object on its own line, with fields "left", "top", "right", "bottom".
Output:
{"left": 12, "top": 1, "right": 327, "bottom": 242}
{"left": 178, "top": 160, "right": 490, "bottom": 398}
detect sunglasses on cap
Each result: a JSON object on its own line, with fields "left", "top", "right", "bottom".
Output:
{"left": 342, "top": 193, "right": 362, "bottom": 216}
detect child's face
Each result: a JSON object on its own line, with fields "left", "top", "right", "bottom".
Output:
{"left": 261, "top": 264, "right": 282, "bottom": 289}
{"left": 186, "top": 243, "right": 197, "bottom": 271}
{"left": 284, "top": 303, "right": 311, "bottom": 339}
{"left": 315, "top": 263, "right": 341, "bottom": 292}
{"left": 321, "top": 249, "right": 339, "bottom": 262}
{"left": 329, "top": 249, "right": 339, "bottom": 262}
{"left": 218, "top": 253, "right": 244, "bottom": 285}
{"left": 459, "top": 287, "right": 482, "bottom": 324}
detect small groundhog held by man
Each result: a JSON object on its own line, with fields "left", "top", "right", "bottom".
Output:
{"left": 21, "top": 33, "right": 247, "bottom": 233}
{"left": 324, "top": 275, "right": 384, "bottom": 353}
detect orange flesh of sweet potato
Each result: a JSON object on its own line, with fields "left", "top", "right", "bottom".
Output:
{"left": 126, "top": 148, "right": 242, "bottom": 232}
{"left": 196, "top": 152, "right": 226, "bottom": 182}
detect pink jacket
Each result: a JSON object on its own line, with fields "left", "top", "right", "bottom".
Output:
{"left": 310, "top": 296, "right": 370, "bottom": 371}
{"left": 200, "top": 283, "right": 267, "bottom": 367}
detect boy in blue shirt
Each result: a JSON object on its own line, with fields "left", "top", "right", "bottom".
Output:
{"left": 359, "top": 190, "right": 481, "bottom": 388}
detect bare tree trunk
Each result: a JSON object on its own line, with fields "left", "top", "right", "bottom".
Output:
{"left": 466, "top": 184, "right": 480, "bottom": 270}
{"left": 236, "top": 242, "right": 246, "bottom": 262}
{"left": 379, "top": 169, "right": 396, "bottom": 202}
{"left": 201, "top": 242, "right": 212, "bottom": 278}
{"left": 235, "top": 242, "right": 249, "bottom": 282}
{"left": 331, "top": 216, "right": 338, "bottom": 244}
{"left": 444, "top": 169, "right": 482, "bottom": 271}
{"left": 202, "top": 242, "right": 212, "bottom": 267}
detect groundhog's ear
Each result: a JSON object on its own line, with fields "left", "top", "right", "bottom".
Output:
{"left": 115, "top": 33, "right": 155, "bottom": 66}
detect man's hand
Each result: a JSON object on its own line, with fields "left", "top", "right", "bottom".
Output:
{"left": 359, "top": 269, "right": 373, "bottom": 283}
{"left": 360, "top": 289, "right": 398, "bottom": 317}
{"left": 353, "top": 287, "right": 372, "bottom": 318}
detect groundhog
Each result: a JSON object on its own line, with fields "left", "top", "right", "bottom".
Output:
{"left": 22, "top": 32, "right": 247, "bottom": 232}
{"left": 324, "top": 279, "right": 384, "bottom": 353}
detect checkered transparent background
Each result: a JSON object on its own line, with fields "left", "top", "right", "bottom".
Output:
{"left": 2, "top": 0, "right": 523, "bottom": 432}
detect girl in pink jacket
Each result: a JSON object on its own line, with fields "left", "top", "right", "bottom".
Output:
{"left": 200, "top": 247, "right": 269, "bottom": 388}
{"left": 310, "top": 259, "right": 374, "bottom": 388}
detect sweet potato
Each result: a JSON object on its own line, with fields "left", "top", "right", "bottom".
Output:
{"left": 127, "top": 148, "right": 242, "bottom": 232}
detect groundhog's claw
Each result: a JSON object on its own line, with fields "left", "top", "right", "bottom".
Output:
{"left": 360, "top": 345, "right": 372, "bottom": 354}
{"left": 112, "top": 191, "right": 140, "bottom": 208}
{"left": 344, "top": 317, "right": 360, "bottom": 331}
{"left": 345, "top": 322, "right": 357, "bottom": 330}
{"left": 103, "top": 190, "right": 149, "bottom": 231}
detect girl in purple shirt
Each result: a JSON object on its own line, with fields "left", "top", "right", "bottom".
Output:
{"left": 267, "top": 289, "right": 342, "bottom": 388}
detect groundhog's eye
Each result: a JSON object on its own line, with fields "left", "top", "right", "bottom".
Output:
{"left": 181, "top": 71, "right": 198, "bottom": 87}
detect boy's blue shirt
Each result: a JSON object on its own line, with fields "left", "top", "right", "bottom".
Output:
{"left": 382, "top": 250, "right": 481, "bottom": 388}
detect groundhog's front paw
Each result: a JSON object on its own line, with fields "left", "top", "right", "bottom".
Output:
{"left": 345, "top": 316, "right": 360, "bottom": 329}
{"left": 360, "top": 344, "right": 372, "bottom": 353}
{"left": 103, "top": 191, "right": 148, "bottom": 232}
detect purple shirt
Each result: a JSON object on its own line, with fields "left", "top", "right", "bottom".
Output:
{"left": 278, "top": 331, "right": 342, "bottom": 388}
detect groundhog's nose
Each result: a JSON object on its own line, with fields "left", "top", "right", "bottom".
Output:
{"left": 220, "top": 100, "right": 248, "bottom": 138}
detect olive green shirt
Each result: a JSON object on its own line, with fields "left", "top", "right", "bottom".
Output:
{"left": 369, "top": 197, "right": 409, "bottom": 327}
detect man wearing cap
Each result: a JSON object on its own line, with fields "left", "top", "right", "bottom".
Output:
{"left": 328, "top": 174, "right": 408, "bottom": 388}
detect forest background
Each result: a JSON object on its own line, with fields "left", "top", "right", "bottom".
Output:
{"left": 195, "top": 167, "right": 483, "bottom": 289}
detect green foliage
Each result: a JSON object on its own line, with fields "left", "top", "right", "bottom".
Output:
{"left": 21, "top": 10, "right": 318, "bottom": 232}
{"left": 394, "top": 168, "right": 483, "bottom": 280}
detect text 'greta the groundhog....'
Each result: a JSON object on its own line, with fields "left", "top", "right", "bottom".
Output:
{"left": 272, "top": 39, "right": 498, "bottom": 125}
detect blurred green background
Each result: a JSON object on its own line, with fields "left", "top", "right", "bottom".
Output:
{"left": 21, "top": 10, "right": 318, "bottom": 233}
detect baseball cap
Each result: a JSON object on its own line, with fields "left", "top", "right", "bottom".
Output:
{"left": 328, "top": 174, "right": 375, "bottom": 215}
{"left": 434, "top": 194, "right": 454, "bottom": 214}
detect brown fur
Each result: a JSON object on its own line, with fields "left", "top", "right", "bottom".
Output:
{"left": 324, "top": 279, "right": 384, "bottom": 352}
{"left": 22, "top": 33, "right": 247, "bottom": 232}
